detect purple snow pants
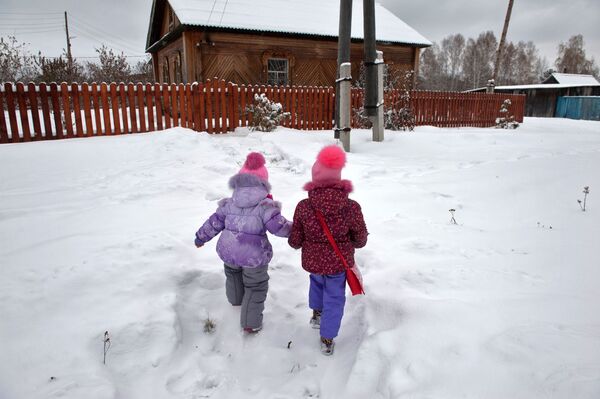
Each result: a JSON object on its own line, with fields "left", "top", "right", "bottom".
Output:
{"left": 309, "top": 272, "right": 346, "bottom": 339}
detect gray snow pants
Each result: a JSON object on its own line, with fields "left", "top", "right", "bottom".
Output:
{"left": 223, "top": 264, "right": 269, "bottom": 329}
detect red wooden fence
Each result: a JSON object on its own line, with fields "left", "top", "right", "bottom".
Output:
{"left": 0, "top": 79, "right": 525, "bottom": 143}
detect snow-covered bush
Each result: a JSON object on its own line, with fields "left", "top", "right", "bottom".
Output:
{"left": 353, "top": 67, "right": 415, "bottom": 131}
{"left": 245, "top": 93, "right": 290, "bottom": 132}
{"left": 495, "top": 99, "right": 519, "bottom": 129}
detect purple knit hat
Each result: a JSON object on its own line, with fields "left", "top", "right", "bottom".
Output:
{"left": 311, "top": 145, "right": 346, "bottom": 183}
{"left": 239, "top": 152, "right": 268, "bottom": 181}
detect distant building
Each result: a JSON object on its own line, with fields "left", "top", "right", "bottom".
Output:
{"left": 145, "top": 0, "right": 431, "bottom": 87}
{"left": 467, "top": 73, "right": 600, "bottom": 118}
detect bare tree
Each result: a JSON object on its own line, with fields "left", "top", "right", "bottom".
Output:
{"left": 0, "top": 36, "right": 38, "bottom": 83}
{"left": 462, "top": 31, "right": 497, "bottom": 89}
{"left": 35, "top": 52, "right": 86, "bottom": 83}
{"left": 418, "top": 43, "right": 443, "bottom": 90}
{"left": 440, "top": 34, "right": 466, "bottom": 91}
{"left": 86, "top": 45, "right": 132, "bottom": 83}
{"left": 555, "top": 34, "right": 599, "bottom": 77}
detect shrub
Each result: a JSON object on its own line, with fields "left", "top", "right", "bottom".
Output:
{"left": 495, "top": 99, "right": 519, "bottom": 129}
{"left": 246, "top": 93, "right": 290, "bottom": 132}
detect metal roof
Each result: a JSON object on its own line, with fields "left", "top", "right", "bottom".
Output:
{"left": 165, "top": 0, "right": 431, "bottom": 46}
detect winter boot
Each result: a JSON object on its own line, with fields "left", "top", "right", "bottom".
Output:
{"left": 310, "top": 310, "right": 322, "bottom": 329}
{"left": 320, "top": 337, "right": 335, "bottom": 356}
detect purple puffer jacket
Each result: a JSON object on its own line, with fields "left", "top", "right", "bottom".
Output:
{"left": 195, "top": 173, "right": 292, "bottom": 268}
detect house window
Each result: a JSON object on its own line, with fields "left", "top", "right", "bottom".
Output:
{"left": 267, "top": 58, "right": 288, "bottom": 86}
{"left": 174, "top": 52, "right": 183, "bottom": 83}
{"left": 162, "top": 58, "right": 170, "bottom": 84}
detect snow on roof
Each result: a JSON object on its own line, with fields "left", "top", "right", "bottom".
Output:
{"left": 167, "top": 0, "right": 431, "bottom": 46}
{"left": 547, "top": 73, "right": 600, "bottom": 85}
{"left": 466, "top": 81, "right": 600, "bottom": 92}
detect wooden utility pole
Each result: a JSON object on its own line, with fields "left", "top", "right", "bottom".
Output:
{"left": 335, "top": 0, "right": 353, "bottom": 142}
{"left": 64, "top": 11, "right": 73, "bottom": 68}
{"left": 492, "top": 0, "right": 515, "bottom": 83}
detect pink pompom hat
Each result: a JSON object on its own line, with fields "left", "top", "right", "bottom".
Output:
{"left": 311, "top": 145, "right": 346, "bottom": 183}
{"left": 239, "top": 152, "right": 269, "bottom": 181}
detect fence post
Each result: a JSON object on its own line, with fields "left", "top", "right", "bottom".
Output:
{"left": 339, "top": 63, "right": 352, "bottom": 152}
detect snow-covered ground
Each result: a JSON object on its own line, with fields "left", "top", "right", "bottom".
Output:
{"left": 1, "top": 118, "right": 599, "bottom": 399}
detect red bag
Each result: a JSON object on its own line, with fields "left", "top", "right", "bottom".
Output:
{"left": 315, "top": 210, "right": 365, "bottom": 296}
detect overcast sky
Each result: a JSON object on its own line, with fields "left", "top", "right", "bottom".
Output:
{"left": 1, "top": 0, "right": 598, "bottom": 67}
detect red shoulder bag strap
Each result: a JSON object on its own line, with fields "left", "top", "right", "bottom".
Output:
{"left": 315, "top": 210, "right": 350, "bottom": 271}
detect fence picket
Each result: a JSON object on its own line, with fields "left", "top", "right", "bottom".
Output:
{"left": 118, "top": 83, "right": 129, "bottom": 134}
{"left": 27, "top": 82, "right": 41, "bottom": 139}
{"left": 185, "top": 83, "right": 193, "bottom": 129}
{"left": 220, "top": 80, "right": 227, "bottom": 133}
{"left": 205, "top": 80, "right": 213, "bottom": 133}
{"left": 16, "top": 83, "right": 31, "bottom": 141}
{"left": 129, "top": 83, "right": 138, "bottom": 132}
{"left": 71, "top": 83, "right": 84, "bottom": 137}
{"left": 0, "top": 90, "right": 7, "bottom": 143}
{"left": 81, "top": 83, "right": 93, "bottom": 136}
{"left": 109, "top": 83, "right": 121, "bottom": 135}
{"left": 91, "top": 83, "right": 102, "bottom": 135}
{"left": 49, "top": 83, "right": 63, "bottom": 138}
{"left": 178, "top": 83, "right": 186, "bottom": 129}
{"left": 137, "top": 83, "right": 147, "bottom": 132}
{"left": 147, "top": 83, "right": 155, "bottom": 132}
{"left": 198, "top": 82, "right": 206, "bottom": 131}
{"left": 39, "top": 83, "right": 52, "bottom": 138}
{"left": 154, "top": 83, "right": 163, "bottom": 131}
{"left": 171, "top": 83, "right": 179, "bottom": 127}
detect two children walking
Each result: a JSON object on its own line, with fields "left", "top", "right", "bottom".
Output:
{"left": 194, "top": 146, "right": 368, "bottom": 355}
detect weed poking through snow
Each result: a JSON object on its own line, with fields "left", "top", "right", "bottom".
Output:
{"left": 103, "top": 331, "right": 111, "bottom": 365}
{"left": 449, "top": 209, "right": 458, "bottom": 225}
{"left": 203, "top": 316, "right": 216, "bottom": 334}
{"left": 578, "top": 186, "right": 590, "bottom": 211}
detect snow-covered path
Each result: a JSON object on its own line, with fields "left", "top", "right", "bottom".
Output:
{"left": 1, "top": 118, "right": 599, "bottom": 399}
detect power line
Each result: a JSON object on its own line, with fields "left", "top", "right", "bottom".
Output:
{"left": 68, "top": 13, "right": 142, "bottom": 52}
{"left": 69, "top": 26, "right": 144, "bottom": 56}
{"left": 0, "top": 11, "right": 63, "bottom": 15}
{"left": 0, "top": 28, "right": 64, "bottom": 34}
{"left": 69, "top": 23, "right": 143, "bottom": 55}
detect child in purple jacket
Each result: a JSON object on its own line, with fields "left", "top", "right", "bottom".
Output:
{"left": 194, "top": 152, "right": 292, "bottom": 333}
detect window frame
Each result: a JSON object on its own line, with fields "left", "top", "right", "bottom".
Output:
{"left": 267, "top": 58, "right": 289, "bottom": 86}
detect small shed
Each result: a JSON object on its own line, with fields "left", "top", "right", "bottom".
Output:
{"left": 467, "top": 73, "right": 600, "bottom": 117}
{"left": 145, "top": 0, "right": 431, "bottom": 87}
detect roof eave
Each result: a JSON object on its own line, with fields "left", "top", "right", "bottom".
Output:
{"left": 147, "top": 23, "right": 431, "bottom": 51}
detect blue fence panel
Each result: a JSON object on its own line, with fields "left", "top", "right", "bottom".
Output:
{"left": 556, "top": 96, "right": 600, "bottom": 121}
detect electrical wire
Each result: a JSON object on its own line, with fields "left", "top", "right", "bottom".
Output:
{"left": 69, "top": 23, "right": 143, "bottom": 55}
{"left": 69, "top": 26, "right": 145, "bottom": 56}
{"left": 68, "top": 13, "right": 143, "bottom": 52}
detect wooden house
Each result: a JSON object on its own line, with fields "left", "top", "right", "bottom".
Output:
{"left": 145, "top": 0, "right": 431, "bottom": 87}
{"left": 468, "top": 73, "right": 600, "bottom": 117}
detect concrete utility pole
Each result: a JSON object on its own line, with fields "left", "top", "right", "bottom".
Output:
{"left": 64, "top": 11, "right": 73, "bottom": 69}
{"left": 335, "top": 0, "right": 353, "bottom": 142}
{"left": 371, "top": 50, "right": 384, "bottom": 141}
{"left": 492, "top": 0, "right": 515, "bottom": 83}
{"left": 338, "top": 63, "right": 352, "bottom": 151}
{"left": 363, "top": 0, "right": 383, "bottom": 142}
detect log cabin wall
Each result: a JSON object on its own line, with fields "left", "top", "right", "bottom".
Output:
{"left": 155, "top": 30, "right": 418, "bottom": 87}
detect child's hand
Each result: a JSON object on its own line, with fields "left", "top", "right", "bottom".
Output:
{"left": 194, "top": 238, "right": 203, "bottom": 248}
